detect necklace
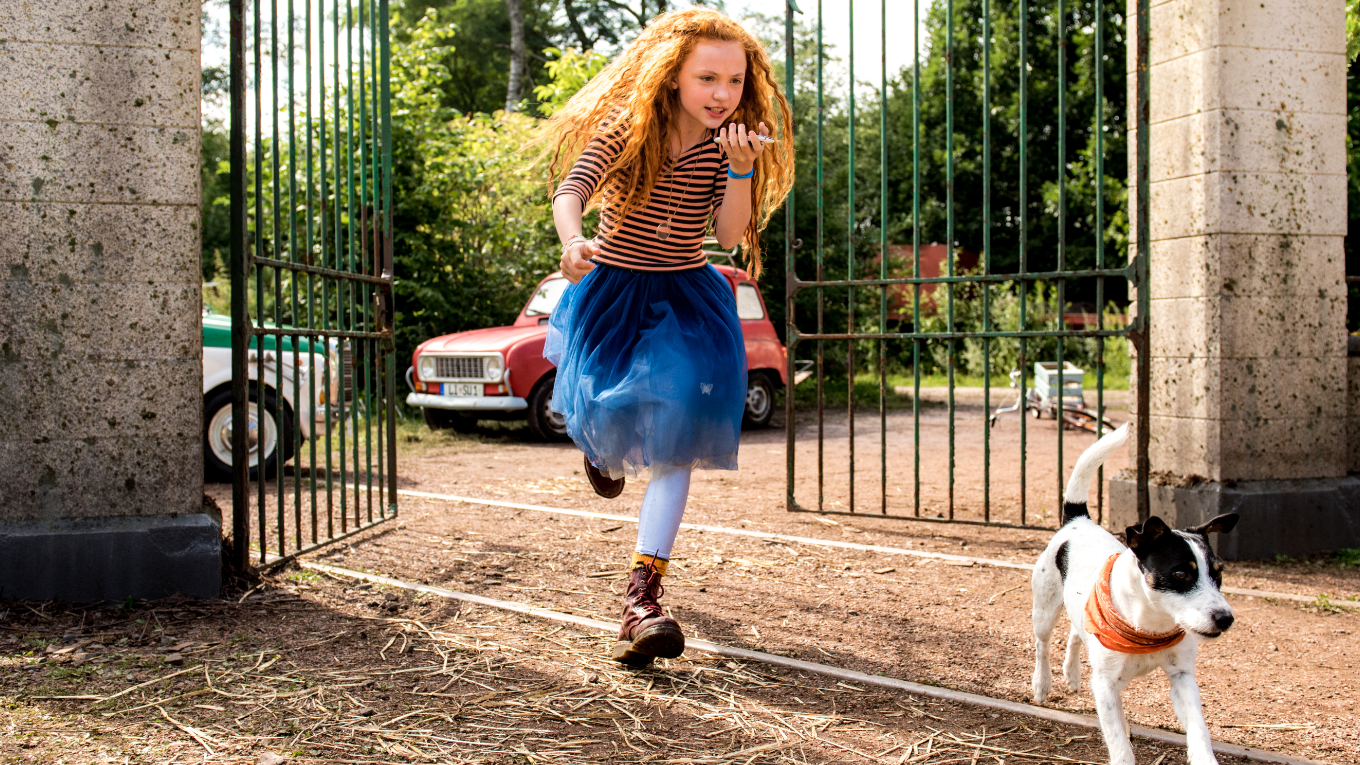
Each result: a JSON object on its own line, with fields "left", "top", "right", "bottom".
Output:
{"left": 656, "top": 142, "right": 701, "bottom": 242}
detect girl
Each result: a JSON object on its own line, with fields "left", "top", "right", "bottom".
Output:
{"left": 536, "top": 8, "right": 794, "bottom": 666}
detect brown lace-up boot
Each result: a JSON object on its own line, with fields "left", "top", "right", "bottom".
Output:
{"left": 585, "top": 455, "right": 625, "bottom": 498}
{"left": 612, "top": 558, "right": 684, "bottom": 666}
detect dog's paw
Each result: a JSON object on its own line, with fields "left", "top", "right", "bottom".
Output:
{"left": 1187, "top": 749, "right": 1221, "bottom": 765}
{"left": 1062, "top": 643, "right": 1082, "bottom": 692}
{"left": 1031, "top": 672, "right": 1051, "bottom": 704}
{"left": 1063, "top": 660, "right": 1081, "bottom": 692}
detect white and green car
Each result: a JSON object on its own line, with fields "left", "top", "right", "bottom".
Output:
{"left": 201, "top": 313, "right": 340, "bottom": 481}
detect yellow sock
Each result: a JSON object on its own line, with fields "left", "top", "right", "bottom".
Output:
{"left": 631, "top": 552, "right": 668, "bottom": 576}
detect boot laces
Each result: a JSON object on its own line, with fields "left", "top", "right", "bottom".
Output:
{"left": 633, "top": 565, "right": 666, "bottom": 617}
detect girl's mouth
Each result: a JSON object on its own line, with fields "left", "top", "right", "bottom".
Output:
{"left": 704, "top": 107, "right": 727, "bottom": 118}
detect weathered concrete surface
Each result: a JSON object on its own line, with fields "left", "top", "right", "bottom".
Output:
{"left": 0, "top": 0, "right": 212, "bottom": 598}
{"left": 0, "top": 514, "right": 220, "bottom": 601}
{"left": 0, "top": 39, "right": 200, "bottom": 127}
{"left": 1109, "top": 472, "right": 1360, "bottom": 561}
{"left": 1116, "top": 0, "right": 1350, "bottom": 554}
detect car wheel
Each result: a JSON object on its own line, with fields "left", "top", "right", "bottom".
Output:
{"left": 526, "top": 373, "right": 571, "bottom": 442}
{"left": 422, "top": 406, "right": 477, "bottom": 433}
{"left": 742, "top": 372, "right": 776, "bottom": 429}
{"left": 203, "top": 387, "right": 294, "bottom": 483}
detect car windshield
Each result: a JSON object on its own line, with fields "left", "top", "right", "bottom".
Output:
{"left": 524, "top": 277, "right": 570, "bottom": 317}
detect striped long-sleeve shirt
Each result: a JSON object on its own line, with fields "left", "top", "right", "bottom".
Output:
{"left": 554, "top": 130, "right": 730, "bottom": 272}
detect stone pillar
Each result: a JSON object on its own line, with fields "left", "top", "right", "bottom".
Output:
{"left": 1110, "top": 0, "right": 1357, "bottom": 558}
{"left": 0, "top": 0, "right": 218, "bottom": 599}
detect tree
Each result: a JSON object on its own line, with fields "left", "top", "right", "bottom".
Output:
{"left": 201, "top": 63, "right": 231, "bottom": 282}
{"left": 505, "top": 0, "right": 528, "bottom": 110}
{"left": 749, "top": 0, "right": 1128, "bottom": 379}
{"left": 387, "top": 11, "right": 561, "bottom": 363}
{"left": 887, "top": 0, "right": 1127, "bottom": 293}
{"left": 393, "top": 0, "right": 558, "bottom": 115}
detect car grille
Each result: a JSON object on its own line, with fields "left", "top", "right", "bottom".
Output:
{"left": 434, "top": 356, "right": 485, "bottom": 380}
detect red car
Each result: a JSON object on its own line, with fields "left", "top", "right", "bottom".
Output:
{"left": 406, "top": 260, "right": 787, "bottom": 440}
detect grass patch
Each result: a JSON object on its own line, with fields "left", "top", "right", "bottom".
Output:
{"left": 1306, "top": 593, "right": 1353, "bottom": 615}
{"left": 1333, "top": 548, "right": 1360, "bottom": 567}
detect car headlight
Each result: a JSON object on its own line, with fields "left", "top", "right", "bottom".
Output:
{"left": 485, "top": 355, "right": 504, "bottom": 383}
{"left": 418, "top": 355, "right": 436, "bottom": 380}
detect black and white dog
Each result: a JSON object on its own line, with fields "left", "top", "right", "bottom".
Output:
{"left": 1031, "top": 424, "right": 1239, "bottom": 765}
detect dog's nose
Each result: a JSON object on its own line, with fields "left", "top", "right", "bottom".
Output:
{"left": 1212, "top": 611, "right": 1234, "bottom": 631}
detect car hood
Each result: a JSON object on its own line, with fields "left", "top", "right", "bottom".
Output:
{"left": 419, "top": 325, "right": 547, "bottom": 354}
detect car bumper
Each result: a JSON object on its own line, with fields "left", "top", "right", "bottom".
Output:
{"left": 406, "top": 392, "right": 528, "bottom": 412}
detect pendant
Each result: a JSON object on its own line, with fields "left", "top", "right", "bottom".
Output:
{"left": 656, "top": 218, "right": 672, "bottom": 241}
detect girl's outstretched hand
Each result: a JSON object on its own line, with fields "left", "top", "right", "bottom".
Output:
{"left": 561, "top": 238, "right": 601, "bottom": 284}
{"left": 717, "top": 121, "right": 769, "bottom": 176}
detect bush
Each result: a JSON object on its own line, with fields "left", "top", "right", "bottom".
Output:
{"left": 388, "top": 11, "right": 560, "bottom": 365}
{"left": 917, "top": 273, "right": 1131, "bottom": 387}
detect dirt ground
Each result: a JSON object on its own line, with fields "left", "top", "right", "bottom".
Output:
{"left": 194, "top": 402, "right": 1359, "bottom": 763}
{"left": 4, "top": 401, "right": 1357, "bottom": 764}
{"left": 1, "top": 579, "right": 1255, "bottom": 765}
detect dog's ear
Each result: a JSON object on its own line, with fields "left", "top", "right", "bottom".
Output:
{"left": 1125, "top": 516, "right": 1170, "bottom": 555}
{"left": 1187, "top": 513, "right": 1239, "bottom": 537}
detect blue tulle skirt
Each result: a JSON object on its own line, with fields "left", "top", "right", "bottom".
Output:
{"left": 544, "top": 263, "right": 747, "bottom": 479}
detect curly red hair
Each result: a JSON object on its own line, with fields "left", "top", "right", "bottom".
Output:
{"left": 534, "top": 8, "right": 794, "bottom": 280}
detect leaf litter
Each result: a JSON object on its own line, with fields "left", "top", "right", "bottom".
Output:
{"left": 1, "top": 575, "right": 1231, "bottom": 765}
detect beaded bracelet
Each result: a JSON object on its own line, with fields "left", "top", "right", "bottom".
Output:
{"left": 727, "top": 166, "right": 755, "bottom": 180}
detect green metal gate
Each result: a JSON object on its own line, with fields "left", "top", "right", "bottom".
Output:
{"left": 781, "top": 0, "right": 1150, "bottom": 529}
{"left": 227, "top": 0, "right": 398, "bottom": 569}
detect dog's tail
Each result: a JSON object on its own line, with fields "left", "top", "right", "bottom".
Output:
{"left": 1062, "top": 423, "right": 1130, "bottom": 524}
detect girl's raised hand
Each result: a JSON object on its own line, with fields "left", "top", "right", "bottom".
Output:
{"left": 561, "top": 238, "right": 602, "bottom": 284}
{"left": 717, "top": 122, "right": 769, "bottom": 176}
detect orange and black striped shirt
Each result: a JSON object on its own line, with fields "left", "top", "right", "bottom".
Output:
{"left": 554, "top": 130, "right": 730, "bottom": 272}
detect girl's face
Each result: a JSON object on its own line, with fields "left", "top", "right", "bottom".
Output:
{"left": 671, "top": 39, "right": 747, "bottom": 131}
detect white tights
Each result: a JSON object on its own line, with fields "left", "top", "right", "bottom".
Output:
{"left": 634, "top": 464, "right": 692, "bottom": 559}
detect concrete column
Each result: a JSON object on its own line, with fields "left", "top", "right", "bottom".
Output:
{"left": 0, "top": 0, "right": 218, "bottom": 598}
{"left": 1112, "top": 0, "right": 1356, "bottom": 558}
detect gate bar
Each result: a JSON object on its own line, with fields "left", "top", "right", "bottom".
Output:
{"left": 795, "top": 264, "right": 1136, "bottom": 287}
{"left": 229, "top": 0, "right": 249, "bottom": 572}
{"left": 229, "top": 0, "right": 398, "bottom": 570}
{"left": 1135, "top": 0, "right": 1152, "bottom": 522}
{"left": 780, "top": 0, "right": 1141, "bottom": 531}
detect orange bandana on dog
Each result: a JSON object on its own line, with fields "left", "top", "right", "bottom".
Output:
{"left": 1083, "top": 553, "right": 1186, "bottom": 654}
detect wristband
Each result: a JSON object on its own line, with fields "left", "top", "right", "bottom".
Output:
{"left": 727, "top": 166, "right": 755, "bottom": 180}
{"left": 561, "top": 234, "right": 588, "bottom": 255}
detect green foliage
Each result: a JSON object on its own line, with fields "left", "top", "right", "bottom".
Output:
{"left": 1334, "top": 548, "right": 1360, "bottom": 567}
{"left": 1309, "top": 592, "right": 1349, "bottom": 615}
{"left": 916, "top": 276, "right": 1131, "bottom": 383}
{"left": 1349, "top": 0, "right": 1360, "bottom": 63}
{"left": 392, "top": 0, "right": 558, "bottom": 115}
{"left": 894, "top": 0, "right": 1128, "bottom": 283}
{"left": 750, "top": 1, "right": 1129, "bottom": 387}
{"left": 201, "top": 121, "right": 231, "bottom": 282}
{"left": 533, "top": 47, "right": 609, "bottom": 116}
{"left": 388, "top": 11, "right": 560, "bottom": 364}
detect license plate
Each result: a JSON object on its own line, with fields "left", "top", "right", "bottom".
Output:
{"left": 442, "top": 383, "right": 482, "bottom": 397}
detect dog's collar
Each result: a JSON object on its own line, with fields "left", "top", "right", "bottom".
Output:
{"left": 1083, "top": 553, "right": 1186, "bottom": 654}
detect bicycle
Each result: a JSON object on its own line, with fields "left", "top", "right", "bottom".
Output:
{"left": 989, "top": 367, "right": 1116, "bottom": 436}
